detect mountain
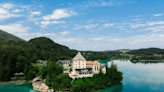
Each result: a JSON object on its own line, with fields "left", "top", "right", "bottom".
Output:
{"left": 127, "top": 48, "right": 164, "bottom": 55}
{"left": 0, "top": 30, "right": 25, "bottom": 41}
{"left": 28, "top": 37, "right": 77, "bottom": 60}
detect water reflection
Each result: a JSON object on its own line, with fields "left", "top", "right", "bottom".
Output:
{"left": 100, "top": 60, "right": 164, "bottom": 92}
{"left": 97, "top": 84, "right": 123, "bottom": 92}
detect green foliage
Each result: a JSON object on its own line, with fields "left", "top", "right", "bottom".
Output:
{"left": 45, "top": 74, "right": 50, "bottom": 85}
{"left": 0, "top": 30, "right": 25, "bottom": 41}
{"left": 0, "top": 37, "right": 77, "bottom": 81}
{"left": 41, "top": 61, "right": 72, "bottom": 91}
{"left": 70, "top": 62, "right": 123, "bottom": 92}
{"left": 127, "top": 48, "right": 164, "bottom": 55}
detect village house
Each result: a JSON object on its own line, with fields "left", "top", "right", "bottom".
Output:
{"left": 57, "top": 60, "right": 72, "bottom": 67}
{"left": 32, "top": 77, "right": 54, "bottom": 92}
{"left": 69, "top": 52, "right": 106, "bottom": 79}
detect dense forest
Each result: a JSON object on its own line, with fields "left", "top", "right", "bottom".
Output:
{"left": 0, "top": 30, "right": 25, "bottom": 41}
{"left": 0, "top": 37, "right": 77, "bottom": 81}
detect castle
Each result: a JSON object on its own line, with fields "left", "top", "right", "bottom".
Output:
{"left": 69, "top": 52, "right": 106, "bottom": 79}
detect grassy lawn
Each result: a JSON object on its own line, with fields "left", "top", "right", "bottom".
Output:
{"left": 63, "top": 66, "right": 71, "bottom": 71}
{"left": 119, "top": 49, "right": 130, "bottom": 53}
{"left": 32, "top": 64, "right": 45, "bottom": 71}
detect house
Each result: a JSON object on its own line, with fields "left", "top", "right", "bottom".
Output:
{"left": 37, "top": 60, "right": 48, "bottom": 66}
{"left": 57, "top": 60, "right": 72, "bottom": 67}
{"left": 32, "top": 77, "right": 54, "bottom": 92}
{"left": 69, "top": 52, "right": 106, "bottom": 79}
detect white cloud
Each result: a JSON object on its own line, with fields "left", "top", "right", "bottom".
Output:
{"left": 90, "top": 37, "right": 105, "bottom": 41}
{"left": 30, "top": 11, "right": 41, "bottom": 16}
{"left": 146, "top": 21, "right": 164, "bottom": 26}
{"left": 0, "top": 8, "right": 8, "bottom": 14}
{"left": 0, "top": 23, "right": 30, "bottom": 34}
{"left": 153, "top": 14, "right": 162, "bottom": 16}
{"left": 129, "top": 21, "right": 164, "bottom": 28}
{"left": 74, "top": 24, "right": 98, "bottom": 30}
{"left": 131, "top": 18, "right": 140, "bottom": 21}
{"left": 131, "top": 24, "right": 146, "bottom": 28}
{"left": 143, "top": 26, "right": 164, "bottom": 32}
{"left": 44, "top": 33, "right": 56, "bottom": 36}
{"left": 0, "top": 3, "right": 15, "bottom": 9}
{"left": 42, "top": 9, "right": 76, "bottom": 20}
{"left": 41, "top": 20, "right": 65, "bottom": 28}
{"left": 0, "top": 6, "right": 22, "bottom": 20}
{"left": 12, "top": 9, "right": 21, "bottom": 12}
{"left": 103, "top": 23, "right": 115, "bottom": 27}
{"left": 60, "top": 31, "right": 70, "bottom": 35}
{"left": 73, "top": 0, "right": 134, "bottom": 8}
{"left": 73, "top": 25, "right": 83, "bottom": 29}
{"left": 84, "top": 24, "right": 98, "bottom": 29}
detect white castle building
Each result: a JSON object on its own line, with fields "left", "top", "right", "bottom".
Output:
{"left": 69, "top": 52, "right": 106, "bottom": 79}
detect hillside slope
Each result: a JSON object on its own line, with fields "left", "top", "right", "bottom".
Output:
{"left": 0, "top": 30, "right": 25, "bottom": 41}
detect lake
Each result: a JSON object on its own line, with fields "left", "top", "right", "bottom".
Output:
{"left": 98, "top": 60, "right": 164, "bottom": 92}
{"left": 0, "top": 60, "right": 164, "bottom": 92}
{"left": 0, "top": 82, "right": 37, "bottom": 92}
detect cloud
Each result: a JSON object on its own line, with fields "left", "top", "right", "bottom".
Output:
{"left": 42, "top": 9, "right": 76, "bottom": 20}
{"left": 90, "top": 37, "right": 105, "bottom": 41}
{"left": 84, "top": 24, "right": 98, "bottom": 29}
{"left": 0, "top": 23, "right": 30, "bottom": 34}
{"left": 74, "top": 24, "right": 98, "bottom": 30}
{"left": 131, "top": 18, "right": 140, "bottom": 21}
{"left": 153, "top": 14, "right": 162, "bottom": 16}
{"left": 146, "top": 21, "right": 164, "bottom": 26}
{"left": 41, "top": 20, "right": 65, "bottom": 28}
{"left": 60, "top": 31, "right": 70, "bottom": 35}
{"left": 0, "top": 3, "right": 15, "bottom": 9}
{"left": 143, "top": 26, "right": 164, "bottom": 32}
{"left": 30, "top": 11, "right": 41, "bottom": 16}
{"left": 131, "top": 23, "right": 146, "bottom": 28}
{"left": 73, "top": 25, "right": 83, "bottom": 29}
{"left": 73, "top": 0, "right": 134, "bottom": 8}
{"left": 103, "top": 23, "right": 115, "bottom": 27}
{"left": 0, "top": 3, "right": 22, "bottom": 20}
{"left": 12, "top": 9, "right": 21, "bottom": 12}
{"left": 130, "top": 21, "right": 164, "bottom": 28}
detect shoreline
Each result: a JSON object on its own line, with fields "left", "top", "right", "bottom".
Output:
{"left": 0, "top": 80, "right": 32, "bottom": 85}
{"left": 139, "top": 60, "right": 164, "bottom": 62}
{"left": 131, "top": 60, "right": 164, "bottom": 62}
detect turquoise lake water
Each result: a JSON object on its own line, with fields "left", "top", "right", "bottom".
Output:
{"left": 0, "top": 82, "right": 37, "bottom": 92}
{"left": 98, "top": 60, "right": 164, "bottom": 92}
{"left": 0, "top": 60, "right": 164, "bottom": 92}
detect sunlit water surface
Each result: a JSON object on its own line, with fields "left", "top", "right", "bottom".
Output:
{"left": 0, "top": 60, "right": 164, "bottom": 92}
{"left": 98, "top": 60, "right": 164, "bottom": 92}
{"left": 0, "top": 82, "right": 37, "bottom": 92}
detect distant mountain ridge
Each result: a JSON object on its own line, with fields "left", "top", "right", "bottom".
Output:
{"left": 0, "top": 30, "right": 25, "bottom": 41}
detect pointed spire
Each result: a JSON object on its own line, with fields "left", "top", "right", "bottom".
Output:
{"left": 72, "top": 52, "right": 86, "bottom": 61}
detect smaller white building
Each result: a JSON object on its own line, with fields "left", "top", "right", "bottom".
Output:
{"left": 57, "top": 60, "right": 72, "bottom": 66}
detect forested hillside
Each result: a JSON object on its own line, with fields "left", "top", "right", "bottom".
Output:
{"left": 0, "top": 30, "right": 25, "bottom": 41}
{"left": 127, "top": 48, "right": 164, "bottom": 55}
{"left": 0, "top": 37, "right": 77, "bottom": 81}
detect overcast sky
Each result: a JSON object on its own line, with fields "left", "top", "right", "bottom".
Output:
{"left": 0, "top": 0, "right": 164, "bottom": 51}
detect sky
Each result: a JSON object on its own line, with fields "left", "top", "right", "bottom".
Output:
{"left": 0, "top": 0, "right": 164, "bottom": 51}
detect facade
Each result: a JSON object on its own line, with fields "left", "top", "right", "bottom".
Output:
{"left": 57, "top": 60, "right": 72, "bottom": 66}
{"left": 32, "top": 77, "right": 54, "bottom": 92}
{"left": 37, "top": 60, "right": 47, "bottom": 66}
{"left": 69, "top": 52, "right": 105, "bottom": 79}
{"left": 86, "top": 61, "right": 100, "bottom": 74}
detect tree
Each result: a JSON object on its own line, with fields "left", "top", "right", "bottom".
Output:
{"left": 45, "top": 73, "right": 50, "bottom": 86}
